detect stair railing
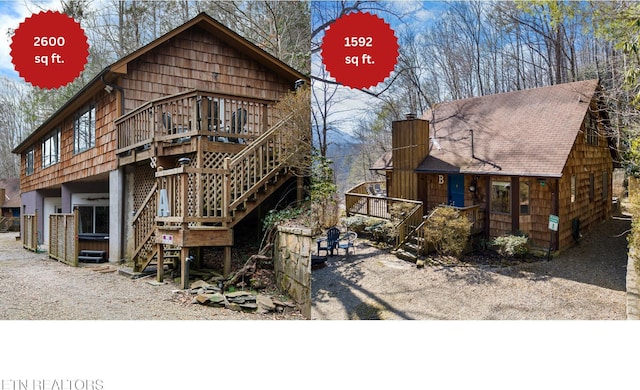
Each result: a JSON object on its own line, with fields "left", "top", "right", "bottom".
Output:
{"left": 224, "top": 113, "right": 294, "bottom": 212}
{"left": 131, "top": 182, "right": 158, "bottom": 271}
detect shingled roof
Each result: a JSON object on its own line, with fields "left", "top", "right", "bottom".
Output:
{"left": 372, "top": 79, "right": 602, "bottom": 178}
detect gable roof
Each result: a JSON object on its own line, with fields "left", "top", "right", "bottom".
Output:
{"left": 0, "top": 178, "right": 20, "bottom": 208}
{"left": 373, "top": 79, "right": 601, "bottom": 177}
{"left": 13, "top": 12, "right": 308, "bottom": 154}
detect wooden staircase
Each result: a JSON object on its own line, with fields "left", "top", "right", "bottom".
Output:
{"left": 0, "top": 217, "right": 9, "bottom": 233}
{"left": 131, "top": 113, "right": 297, "bottom": 274}
{"left": 392, "top": 214, "right": 429, "bottom": 263}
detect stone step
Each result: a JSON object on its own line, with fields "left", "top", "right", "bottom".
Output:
{"left": 403, "top": 242, "right": 421, "bottom": 254}
{"left": 391, "top": 249, "right": 417, "bottom": 263}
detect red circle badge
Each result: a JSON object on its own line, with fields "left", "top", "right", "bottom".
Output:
{"left": 10, "top": 11, "right": 89, "bottom": 89}
{"left": 321, "top": 12, "right": 399, "bottom": 90}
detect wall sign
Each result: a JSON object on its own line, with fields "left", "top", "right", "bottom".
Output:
{"left": 548, "top": 214, "right": 559, "bottom": 231}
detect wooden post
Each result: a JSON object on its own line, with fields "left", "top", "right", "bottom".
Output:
{"left": 223, "top": 246, "right": 232, "bottom": 278}
{"left": 511, "top": 176, "right": 520, "bottom": 233}
{"left": 262, "top": 104, "right": 269, "bottom": 133}
{"left": 73, "top": 208, "right": 79, "bottom": 267}
{"left": 223, "top": 157, "right": 231, "bottom": 219}
{"left": 180, "top": 246, "right": 190, "bottom": 289}
{"left": 33, "top": 209, "right": 38, "bottom": 250}
{"left": 157, "top": 243, "right": 164, "bottom": 282}
{"left": 180, "top": 170, "right": 188, "bottom": 219}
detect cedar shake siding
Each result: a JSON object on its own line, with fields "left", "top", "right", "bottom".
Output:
{"left": 120, "top": 27, "right": 293, "bottom": 112}
{"left": 20, "top": 89, "right": 118, "bottom": 193}
{"left": 371, "top": 79, "right": 614, "bottom": 251}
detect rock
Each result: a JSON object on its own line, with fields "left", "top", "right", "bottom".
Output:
{"left": 416, "top": 259, "right": 425, "bottom": 268}
{"left": 195, "top": 294, "right": 214, "bottom": 304}
{"left": 239, "top": 303, "right": 258, "bottom": 311}
{"left": 195, "top": 293, "right": 227, "bottom": 306}
{"left": 225, "top": 291, "right": 253, "bottom": 298}
{"left": 227, "top": 303, "right": 242, "bottom": 312}
{"left": 207, "top": 293, "right": 227, "bottom": 304}
{"left": 257, "top": 295, "right": 276, "bottom": 313}
{"left": 272, "top": 299, "right": 296, "bottom": 308}
{"left": 190, "top": 279, "right": 211, "bottom": 289}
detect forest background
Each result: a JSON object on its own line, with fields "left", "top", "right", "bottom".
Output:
{"left": 1, "top": 1, "right": 640, "bottom": 197}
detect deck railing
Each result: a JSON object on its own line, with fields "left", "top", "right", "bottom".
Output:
{"left": 345, "top": 181, "right": 423, "bottom": 247}
{"left": 115, "top": 90, "right": 276, "bottom": 154}
{"left": 345, "top": 181, "right": 416, "bottom": 221}
{"left": 153, "top": 113, "right": 295, "bottom": 227}
{"left": 345, "top": 182, "right": 485, "bottom": 252}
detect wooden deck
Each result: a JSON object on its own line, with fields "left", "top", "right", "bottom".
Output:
{"left": 345, "top": 181, "right": 485, "bottom": 254}
{"left": 117, "top": 90, "right": 299, "bottom": 284}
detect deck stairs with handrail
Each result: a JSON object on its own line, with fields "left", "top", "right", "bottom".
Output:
{"left": 117, "top": 90, "right": 302, "bottom": 277}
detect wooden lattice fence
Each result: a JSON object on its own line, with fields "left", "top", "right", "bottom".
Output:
{"left": 49, "top": 210, "right": 79, "bottom": 267}
{"left": 23, "top": 211, "right": 38, "bottom": 252}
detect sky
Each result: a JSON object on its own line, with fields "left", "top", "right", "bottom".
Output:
{"left": 0, "top": 0, "right": 444, "bottom": 137}
{"left": 312, "top": 1, "right": 445, "bottom": 136}
{"left": 0, "top": 0, "right": 62, "bottom": 80}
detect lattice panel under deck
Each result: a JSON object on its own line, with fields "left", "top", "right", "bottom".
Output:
{"left": 202, "top": 151, "right": 232, "bottom": 169}
{"left": 133, "top": 163, "right": 156, "bottom": 210}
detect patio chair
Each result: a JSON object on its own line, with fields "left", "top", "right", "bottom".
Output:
{"left": 317, "top": 227, "right": 341, "bottom": 257}
{"left": 338, "top": 231, "right": 358, "bottom": 256}
{"left": 230, "top": 108, "right": 248, "bottom": 144}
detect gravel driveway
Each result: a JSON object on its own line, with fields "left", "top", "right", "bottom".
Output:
{"left": 0, "top": 234, "right": 302, "bottom": 320}
{"left": 312, "top": 217, "right": 630, "bottom": 320}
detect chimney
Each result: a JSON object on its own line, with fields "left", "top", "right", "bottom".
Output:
{"left": 0, "top": 188, "right": 4, "bottom": 207}
{"left": 390, "top": 115, "right": 429, "bottom": 199}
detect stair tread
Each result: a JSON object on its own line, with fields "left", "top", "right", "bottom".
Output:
{"left": 393, "top": 249, "right": 418, "bottom": 263}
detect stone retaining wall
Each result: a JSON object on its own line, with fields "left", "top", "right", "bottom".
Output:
{"left": 274, "top": 226, "right": 312, "bottom": 319}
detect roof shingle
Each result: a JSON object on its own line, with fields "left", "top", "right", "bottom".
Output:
{"left": 372, "top": 80, "right": 600, "bottom": 177}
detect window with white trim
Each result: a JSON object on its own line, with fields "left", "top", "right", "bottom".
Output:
{"left": 42, "top": 127, "right": 61, "bottom": 167}
{"left": 74, "top": 105, "right": 96, "bottom": 153}
{"left": 25, "top": 148, "right": 34, "bottom": 175}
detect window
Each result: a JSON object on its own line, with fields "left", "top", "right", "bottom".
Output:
{"left": 603, "top": 171, "right": 609, "bottom": 199}
{"left": 589, "top": 173, "right": 595, "bottom": 202}
{"left": 585, "top": 112, "right": 598, "bottom": 146}
{"left": 74, "top": 105, "right": 95, "bottom": 153}
{"left": 42, "top": 128, "right": 60, "bottom": 167}
{"left": 571, "top": 175, "right": 576, "bottom": 203}
{"left": 25, "top": 148, "right": 34, "bottom": 175}
{"left": 491, "top": 180, "right": 510, "bottom": 214}
{"left": 520, "top": 181, "right": 530, "bottom": 215}
{"left": 77, "top": 205, "right": 109, "bottom": 234}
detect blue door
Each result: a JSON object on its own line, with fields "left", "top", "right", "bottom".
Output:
{"left": 447, "top": 174, "right": 464, "bottom": 207}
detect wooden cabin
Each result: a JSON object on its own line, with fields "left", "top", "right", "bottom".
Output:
{"left": 367, "top": 80, "right": 614, "bottom": 251}
{"left": 12, "top": 13, "right": 309, "bottom": 284}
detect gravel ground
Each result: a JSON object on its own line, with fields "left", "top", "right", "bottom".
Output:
{"left": 312, "top": 216, "right": 631, "bottom": 320}
{"left": 0, "top": 234, "right": 302, "bottom": 320}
